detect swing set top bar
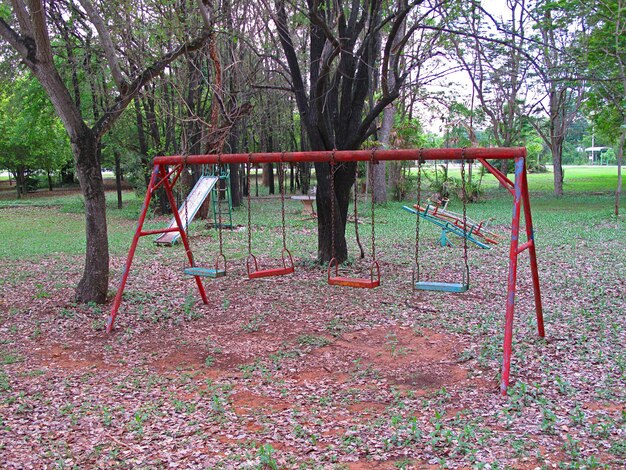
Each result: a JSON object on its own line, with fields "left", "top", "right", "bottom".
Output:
{"left": 153, "top": 147, "right": 526, "bottom": 166}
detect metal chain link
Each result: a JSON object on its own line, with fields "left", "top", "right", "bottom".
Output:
{"left": 369, "top": 149, "right": 376, "bottom": 261}
{"left": 279, "top": 152, "right": 287, "bottom": 250}
{"left": 460, "top": 148, "right": 469, "bottom": 281}
{"left": 217, "top": 154, "right": 224, "bottom": 256}
{"left": 353, "top": 160, "right": 365, "bottom": 259}
{"left": 246, "top": 154, "right": 252, "bottom": 255}
{"left": 415, "top": 149, "right": 423, "bottom": 268}
{"left": 183, "top": 155, "right": 189, "bottom": 237}
{"left": 181, "top": 155, "right": 196, "bottom": 267}
{"left": 330, "top": 149, "right": 336, "bottom": 260}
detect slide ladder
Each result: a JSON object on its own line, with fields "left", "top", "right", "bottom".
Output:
{"left": 211, "top": 169, "right": 233, "bottom": 229}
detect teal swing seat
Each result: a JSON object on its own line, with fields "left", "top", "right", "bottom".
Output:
{"left": 184, "top": 252, "right": 227, "bottom": 279}
{"left": 413, "top": 264, "right": 470, "bottom": 293}
{"left": 414, "top": 281, "right": 468, "bottom": 293}
{"left": 183, "top": 266, "right": 226, "bottom": 278}
{"left": 412, "top": 151, "right": 471, "bottom": 294}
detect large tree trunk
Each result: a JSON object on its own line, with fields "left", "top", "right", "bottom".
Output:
{"left": 373, "top": 103, "right": 397, "bottom": 203}
{"left": 388, "top": 161, "right": 403, "bottom": 200}
{"left": 262, "top": 163, "right": 275, "bottom": 194}
{"left": 371, "top": 158, "right": 387, "bottom": 203}
{"left": 315, "top": 161, "right": 355, "bottom": 263}
{"left": 230, "top": 164, "right": 242, "bottom": 208}
{"left": 73, "top": 130, "right": 110, "bottom": 303}
{"left": 15, "top": 168, "right": 25, "bottom": 199}
{"left": 272, "top": 0, "right": 410, "bottom": 264}
{"left": 552, "top": 136, "right": 564, "bottom": 196}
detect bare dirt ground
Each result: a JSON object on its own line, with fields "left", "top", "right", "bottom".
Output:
{"left": 0, "top": 216, "right": 624, "bottom": 468}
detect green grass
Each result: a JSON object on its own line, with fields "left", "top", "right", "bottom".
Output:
{"left": 441, "top": 164, "right": 621, "bottom": 193}
{"left": 0, "top": 191, "right": 143, "bottom": 259}
{"left": 0, "top": 166, "right": 623, "bottom": 263}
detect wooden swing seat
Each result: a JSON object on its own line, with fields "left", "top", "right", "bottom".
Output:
{"left": 328, "top": 276, "right": 380, "bottom": 289}
{"left": 184, "top": 267, "right": 226, "bottom": 278}
{"left": 414, "top": 281, "right": 468, "bottom": 293}
{"left": 248, "top": 266, "right": 294, "bottom": 279}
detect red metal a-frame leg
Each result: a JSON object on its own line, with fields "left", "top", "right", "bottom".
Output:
{"left": 106, "top": 164, "right": 208, "bottom": 333}
{"left": 500, "top": 155, "right": 545, "bottom": 395}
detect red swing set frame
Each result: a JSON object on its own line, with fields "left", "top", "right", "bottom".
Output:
{"left": 107, "top": 147, "right": 544, "bottom": 395}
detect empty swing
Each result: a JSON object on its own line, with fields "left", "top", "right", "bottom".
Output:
{"left": 183, "top": 157, "right": 226, "bottom": 278}
{"left": 246, "top": 153, "right": 295, "bottom": 279}
{"left": 413, "top": 149, "right": 469, "bottom": 293}
{"left": 328, "top": 149, "right": 380, "bottom": 288}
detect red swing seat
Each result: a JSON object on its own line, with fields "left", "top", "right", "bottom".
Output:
{"left": 247, "top": 249, "right": 294, "bottom": 279}
{"left": 327, "top": 258, "right": 380, "bottom": 288}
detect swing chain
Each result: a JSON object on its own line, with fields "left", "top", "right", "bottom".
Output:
{"left": 183, "top": 155, "right": 189, "bottom": 238}
{"left": 217, "top": 153, "right": 224, "bottom": 256}
{"left": 415, "top": 149, "right": 423, "bottom": 270}
{"left": 353, "top": 160, "right": 364, "bottom": 259}
{"left": 460, "top": 148, "right": 469, "bottom": 284}
{"left": 369, "top": 149, "right": 376, "bottom": 261}
{"left": 246, "top": 153, "right": 253, "bottom": 255}
{"left": 330, "top": 149, "right": 336, "bottom": 260}
{"left": 181, "top": 155, "right": 194, "bottom": 266}
{"left": 279, "top": 152, "right": 287, "bottom": 250}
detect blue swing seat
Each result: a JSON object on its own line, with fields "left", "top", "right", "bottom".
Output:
{"left": 414, "top": 281, "right": 468, "bottom": 293}
{"left": 184, "top": 267, "right": 226, "bottom": 278}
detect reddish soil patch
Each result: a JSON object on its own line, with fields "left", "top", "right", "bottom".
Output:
{"left": 33, "top": 343, "right": 114, "bottom": 371}
{"left": 230, "top": 390, "right": 293, "bottom": 415}
{"left": 151, "top": 348, "right": 207, "bottom": 372}
{"left": 347, "top": 401, "right": 388, "bottom": 415}
{"left": 307, "top": 326, "right": 469, "bottom": 392}
{"left": 584, "top": 401, "right": 624, "bottom": 413}
{"left": 348, "top": 460, "right": 437, "bottom": 469}
{"left": 291, "top": 368, "right": 351, "bottom": 385}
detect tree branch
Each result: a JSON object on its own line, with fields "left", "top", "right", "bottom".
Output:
{"left": 273, "top": 0, "right": 310, "bottom": 123}
{"left": 10, "top": 0, "right": 33, "bottom": 35}
{"left": 195, "top": 0, "right": 213, "bottom": 29}
{"left": 0, "top": 17, "right": 33, "bottom": 63}
{"left": 93, "top": 31, "right": 211, "bottom": 138}
{"left": 27, "top": 0, "right": 53, "bottom": 63}
{"left": 78, "top": 0, "right": 127, "bottom": 92}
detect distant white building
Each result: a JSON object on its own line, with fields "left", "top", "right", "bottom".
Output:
{"left": 585, "top": 146, "right": 611, "bottom": 165}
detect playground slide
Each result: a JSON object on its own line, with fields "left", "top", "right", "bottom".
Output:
{"left": 155, "top": 176, "right": 219, "bottom": 246}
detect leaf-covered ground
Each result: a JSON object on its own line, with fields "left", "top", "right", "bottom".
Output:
{"left": 0, "top": 192, "right": 625, "bottom": 469}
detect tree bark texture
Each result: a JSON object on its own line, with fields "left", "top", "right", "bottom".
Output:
{"left": 551, "top": 133, "right": 564, "bottom": 196}
{"left": 373, "top": 104, "right": 397, "bottom": 203}
{"left": 230, "top": 164, "right": 242, "bottom": 207}
{"left": 73, "top": 130, "right": 110, "bottom": 303}
{"left": 273, "top": 0, "right": 411, "bottom": 262}
{"left": 315, "top": 162, "right": 354, "bottom": 263}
